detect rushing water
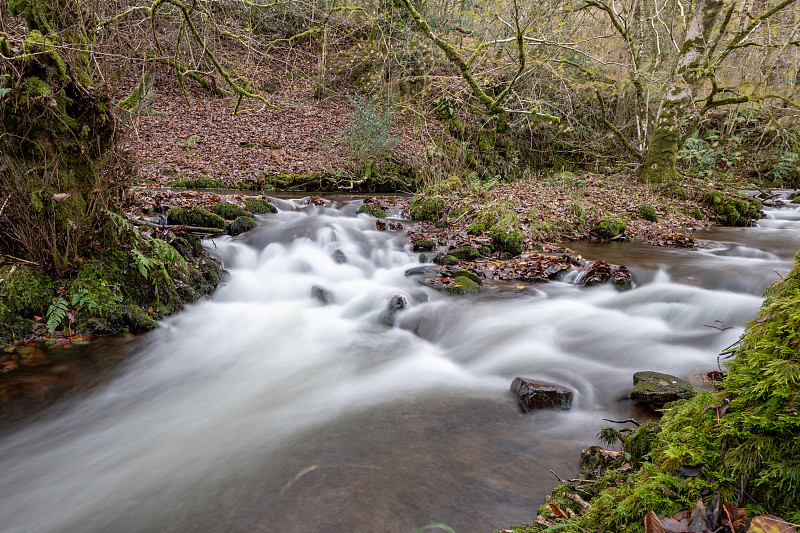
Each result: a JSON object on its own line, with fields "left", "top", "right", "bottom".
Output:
{"left": 1, "top": 193, "right": 799, "bottom": 533}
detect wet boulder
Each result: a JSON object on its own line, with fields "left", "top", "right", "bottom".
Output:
{"left": 230, "top": 216, "right": 257, "bottom": 236}
{"left": 311, "top": 285, "right": 334, "bottom": 305}
{"left": 576, "top": 260, "right": 633, "bottom": 291}
{"left": 377, "top": 295, "right": 407, "bottom": 327}
{"left": 510, "top": 377, "right": 573, "bottom": 412}
{"left": 404, "top": 265, "right": 440, "bottom": 277}
{"left": 629, "top": 371, "right": 694, "bottom": 408}
{"left": 331, "top": 249, "right": 347, "bottom": 264}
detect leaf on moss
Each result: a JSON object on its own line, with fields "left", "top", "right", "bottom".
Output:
{"left": 644, "top": 511, "right": 666, "bottom": 533}
{"left": 747, "top": 515, "right": 798, "bottom": 533}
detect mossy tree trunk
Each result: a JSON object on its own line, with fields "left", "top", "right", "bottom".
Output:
{"left": 640, "top": 0, "right": 724, "bottom": 183}
{"left": 0, "top": 0, "right": 129, "bottom": 275}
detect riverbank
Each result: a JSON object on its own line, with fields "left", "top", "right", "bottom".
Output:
{"left": 502, "top": 238, "right": 800, "bottom": 531}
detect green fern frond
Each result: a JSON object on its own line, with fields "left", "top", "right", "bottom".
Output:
{"left": 46, "top": 297, "right": 69, "bottom": 332}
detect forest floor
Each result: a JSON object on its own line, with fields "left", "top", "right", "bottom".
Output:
{"left": 126, "top": 72, "right": 719, "bottom": 253}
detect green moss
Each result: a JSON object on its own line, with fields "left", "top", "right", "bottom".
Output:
{"left": 211, "top": 202, "right": 248, "bottom": 220}
{"left": 454, "top": 269, "right": 480, "bottom": 284}
{"left": 592, "top": 218, "right": 626, "bottom": 239}
{"left": 356, "top": 204, "right": 386, "bottom": 218}
{"left": 410, "top": 196, "right": 446, "bottom": 222}
{"left": 426, "top": 176, "right": 463, "bottom": 195}
{"left": 18, "top": 75, "right": 54, "bottom": 107}
{"left": 230, "top": 215, "right": 257, "bottom": 236}
{"left": 702, "top": 190, "right": 762, "bottom": 226}
{"left": 167, "top": 206, "right": 225, "bottom": 229}
{"left": 468, "top": 221, "right": 486, "bottom": 234}
{"left": 0, "top": 265, "right": 56, "bottom": 344}
{"left": 445, "top": 275, "right": 479, "bottom": 294}
{"left": 489, "top": 212, "right": 524, "bottom": 256}
{"left": 118, "top": 88, "right": 142, "bottom": 110}
{"left": 244, "top": 197, "right": 277, "bottom": 214}
{"left": 412, "top": 239, "right": 435, "bottom": 252}
{"left": 433, "top": 253, "right": 459, "bottom": 266}
{"left": 515, "top": 251, "right": 800, "bottom": 532}
{"left": 449, "top": 246, "right": 479, "bottom": 260}
{"left": 468, "top": 204, "right": 506, "bottom": 235}
{"left": 166, "top": 176, "right": 227, "bottom": 189}
{"left": 639, "top": 205, "right": 658, "bottom": 222}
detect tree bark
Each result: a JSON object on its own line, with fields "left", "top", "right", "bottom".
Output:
{"left": 641, "top": 0, "right": 725, "bottom": 182}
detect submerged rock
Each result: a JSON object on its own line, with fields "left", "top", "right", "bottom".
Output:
{"left": 511, "top": 377, "right": 573, "bottom": 411}
{"left": 404, "top": 266, "right": 439, "bottom": 277}
{"left": 629, "top": 371, "right": 694, "bottom": 408}
{"left": 378, "top": 295, "right": 407, "bottom": 327}
{"left": 311, "top": 285, "right": 334, "bottom": 305}
{"left": 331, "top": 249, "right": 347, "bottom": 264}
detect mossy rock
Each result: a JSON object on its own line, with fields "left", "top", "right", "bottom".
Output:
{"left": 445, "top": 276, "right": 479, "bottom": 294}
{"left": 592, "top": 218, "right": 626, "bottom": 239}
{"left": 629, "top": 371, "right": 694, "bottom": 408}
{"left": 454, "top": 269, "right": 480, "bottom": 284}
{"left": 211, "top": 202, "right": 248, "bottom": 220}
{"left": 413, "top": 239, "right": 435, "bottom": 252}
{"left": 449, "top": 246, "right": 479, "bottom": 260}
{"left": 244, "top": 197, "right": 277, "bottom": 214}
{"left": 410, "top": 196, "right": 446, "bottom": 222}
{"left": 477, "top": 245, "right": 493, "bottom": 256}
{"left": 489, "top": 213, "right": 524, "bottom": 256}
{"left": 701, "top": 190, "right": 762, "bottom": 226}
{"left": 230, "top": 216, "right": 258, "bottom": 236}
{"left": 356, "top": 204, "right": 386, "bottom": 218}
{"left": 167, "top": 206, "right": 225, "bottom": 229}
{"left": 639, "top": 205, "right": 658, "bottom": 222}
{"left": 433, "top": 253, "right": 459, "bottom": 266}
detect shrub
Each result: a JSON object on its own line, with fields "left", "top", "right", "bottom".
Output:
{"left": 342, "top": 94, "right": 400, "bottom": 171}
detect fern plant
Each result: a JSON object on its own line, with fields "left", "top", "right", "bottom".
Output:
{"left": 46, "top": 297, "right": 69, "bottom": 332}
{"left": 150, "top": 239, "right": 187, "bottom": 271}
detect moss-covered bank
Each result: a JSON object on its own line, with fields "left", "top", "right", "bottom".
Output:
{"left": 0, "top": 224, "right": 223, "bottom": 346}
{"left": 505, "top": 252, "right": 800, "bottom": 532}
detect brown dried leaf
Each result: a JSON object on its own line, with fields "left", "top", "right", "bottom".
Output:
{"left": 548, "top": 503, "right": 569, "bottom": 519}
{"left": 644, "top": 511, "right": 666, "bottom": 533}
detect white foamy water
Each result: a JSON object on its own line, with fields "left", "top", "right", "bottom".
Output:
{"left": 0, "top": 196, "right": 797, "bottom": 532}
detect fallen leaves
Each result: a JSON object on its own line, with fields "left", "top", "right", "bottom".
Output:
{"left": 643, "top": 502, "right": 798, "bottom": 533}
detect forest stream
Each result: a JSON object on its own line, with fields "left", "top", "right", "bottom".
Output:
{"left": 1, "top": 193, "right": 799, "bottom": 533}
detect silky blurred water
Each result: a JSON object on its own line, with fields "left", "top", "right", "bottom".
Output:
{"left": 0, "top": 194, "right": 797, "bottom": 533}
